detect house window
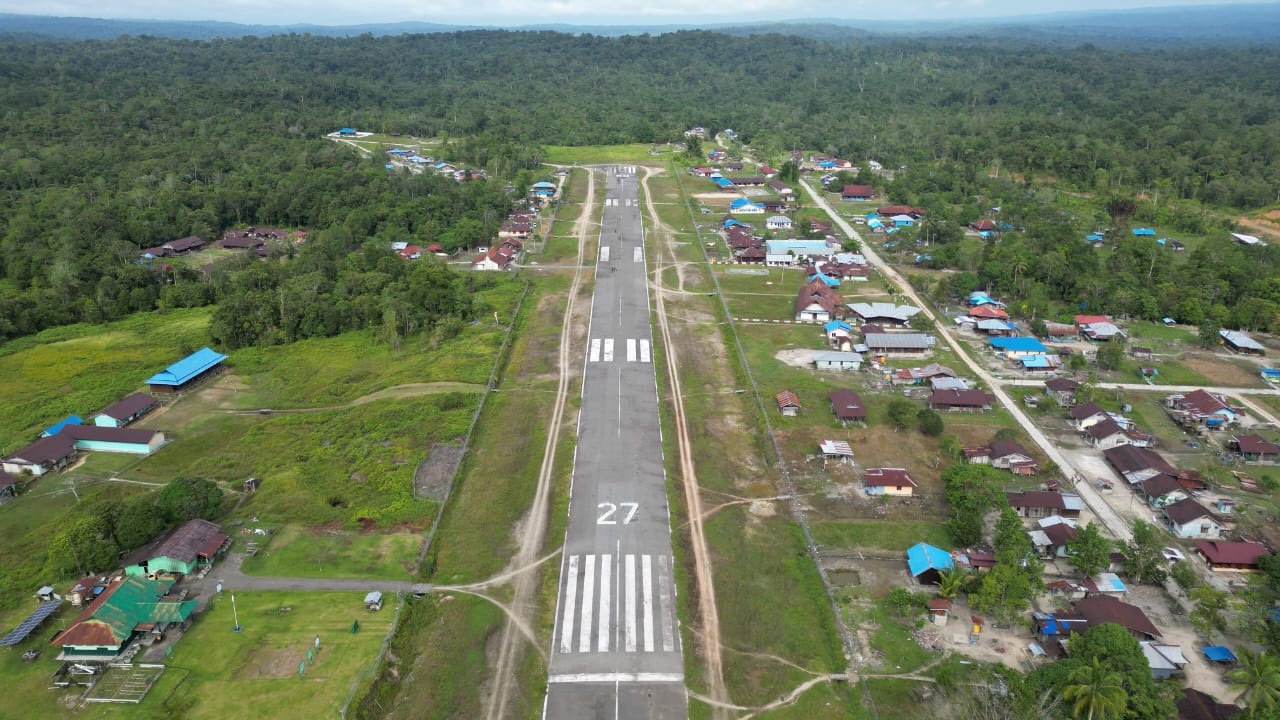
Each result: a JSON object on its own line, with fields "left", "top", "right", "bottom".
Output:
{"left": 1200, "top": 524, "right": 1211, "bottom": 535}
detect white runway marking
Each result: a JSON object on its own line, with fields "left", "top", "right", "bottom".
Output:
{"left": 589, "top": 338, "right": 601, "bottom": 363}
{"left": 626, "top": 338, "right": 637, "bottom": 363}
{"left": 658, "top": 555, "right": 675, "bottom": 652}
{"left": 579, "top": 554, "right": 595, "bottom": 653}
{"left": 639, "top": 340, "right": 651, "bottom": 364}
{"left": 600, "top": 246, "right": 610, "bottom": 262}
{"left": 548, "top": 673, "right": 683, "bottom": 684}
{"left": 560, "top": 555, "right": 579, "bottom": 654}
{"left": 633, "top": 247, "right": 643, "bottom": 262}
{"left": 642, "top": 554, "right": 654, "bottom": 653}
{"left": 603, "top": 338, "right": 614, "bottom": 362}
{"left": 598, "top": 554, "right": 611, "bottom": 652}
{"left": 624, "top": 554, "right": 637, "bottom": 652}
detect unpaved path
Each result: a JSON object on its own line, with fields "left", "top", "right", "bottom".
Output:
{"left": 643, "top": 166, "right": 730, "bottom": 713}
{"left": 484, "top": 167, "right": 595, "bottom": 720}
{"left": 223, "top": 382, "right": 485, "bottom": 414}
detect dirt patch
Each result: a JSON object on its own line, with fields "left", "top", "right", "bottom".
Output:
{"left": 415, "top": 443, "right": 466, "bottom": 501}
{"left": 748, "top": 500, "right": 777, "bottom": 517}
{"left": 235, "top": 643, "right": 309, "bottom": 679}
{"left": 775, "top": 348, "right": 817, "bottom": 368}
{"left": 1178, "top": 354, "right": 1263, "bottom": 387}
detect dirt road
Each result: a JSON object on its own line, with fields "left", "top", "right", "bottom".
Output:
{"left": 485, "top": 167, "right": 595, "bottom": 720}
{"left": 642, "top": 166, "right": 731, "bottom": 713}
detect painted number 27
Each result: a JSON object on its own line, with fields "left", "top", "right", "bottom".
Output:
{"left": 597, "top": 502, "right": 639, "bottom": 525}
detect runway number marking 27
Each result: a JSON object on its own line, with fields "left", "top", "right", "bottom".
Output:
{"left": 597, "top": 502, "right": 639, "bottom": 525}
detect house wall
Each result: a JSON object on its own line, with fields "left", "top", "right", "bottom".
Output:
{"left": 1091, "top": 435, "right": 1131, "bottom": 451}
{"left": 126, "top": 556, "right": 196, "bottom": 576}
{"left": 62, "top": 644, "right": 123, "bottom": 657}
{"left": 1170, "top": 520, "right": 1223, "bottom": 539}
{"left": 816, "top": 360, "right": 860, "bottom": 371}
{"left": 868, "top": 485, "right": 913, "bottom": 496}
{"left": 75, "top": 436, "right": 164, "bottom": 455}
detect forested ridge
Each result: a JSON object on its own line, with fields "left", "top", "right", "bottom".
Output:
{"left": 1, "top": 30, "right": 1278, "bottom": 343}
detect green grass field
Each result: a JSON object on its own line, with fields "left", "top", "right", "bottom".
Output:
{"left": 811, "top": 520, "right": 952, "bottom": 552}
{"left": 239, "top": 526, "right": 420, "bottom": 580}
{"left": 158, "top": 591, "right": 392, "bottom": 719}
{"left": 542, "top": 144, "right": 659, "bottom": 164}
{"left": 0, "top": 307, "right": 212, "bottom": 451}
{"left": 127, "top": 394, "right": 470, "bottom": 528}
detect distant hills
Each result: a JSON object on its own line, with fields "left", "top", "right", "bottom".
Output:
{"left": 2, "top": 3, "right": 1279, "bottom": 45}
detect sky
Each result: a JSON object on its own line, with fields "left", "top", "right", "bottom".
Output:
{"left": 0, "top": 0, "right": 1272, "bottom": 26}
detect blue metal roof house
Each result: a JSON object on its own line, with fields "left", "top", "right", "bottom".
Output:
{"left": 41, "top": 415, "right": 84, "bottom": 438}
{"left": 729, "top": 198, "right": 766, "bottom": 214}
{"left": 338, "top": 127, "right": 357, "bottom": 136}
{"left": 146, "top": 347, "right": 228, "bottom": 394}
{"left": 990, "top": 337, "right": 1050, "bottom": 357}
{"left": 907, "top": 542, "right": 953, "bottom": 584}
{"left": 1133, "top": 227, "right": 1156, "bottom": 236}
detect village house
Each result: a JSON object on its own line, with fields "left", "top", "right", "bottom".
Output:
{"left": 1165, "top": 390, "right": 1242, "bottom": 429}
{"left": 1231, "top": 434, "right": 1280, "bottom": 463}
{"left": 794, "top": 277, "right": 844, "bottom": 323}
{"left": 865, "top": 333, "right": 932, "bottom": 356}
{"left": 775, "top": 391, "right": 801, "bottom": 417}
{"left": 1085, "top": 417, "right": 1134, "bottom": 450}
{"left": 140, "top": 235, "right": 206, "bottom": 258}
{"left": 841, "top": 185, "right": 874, "bottom": 201}
{"left": 824, "top": 320, "right": 853, "bottom": 350}
{"left": 124, "top": 518, "right": 229, "bottom": 577}
{"left": 964, "top": 439, "right": 1038, "bottom": 474}
{"left": 1006, "top": 491, "right": 1083, "bottom": 519}
{"left": 828, "top": 389, "right": 867, "bottom": 426}
{"left": 847, "top": 301, "right": 920, "bottom": 327}
{"left": 865, "top": 467, "right": 916, "bottom": 496}
{"left": 765, "top": 215, "right": 793, "bottom": 231}
{"left": 1103, "top": 444, "right": 1177, "bottom": 485}
{"left": 473, "top": 246, "right": 516, "bottom": 271}
{"left": 767, "top": 179, "right": 795, "bottom": 200}
{"left": 1, "top": 434, "right": 77, "bottom": 476}
{"left": 989, "top": 336, "right": 1049, "bottom": 359}
{"left": 1194, "top": 540, "right": 1269, "bottom": 572}
{"left": 1163, "top": 498, "right": 1226, "bottom": 539}
{"left": 929, "top": 389, "right": 995, "bottom": 412}
{"left": 968, "top": 305, "right": 1010, "bottom": 321}
{"left": 146, "top": 347, "right": 228, "bottom": 395}
{"left": 1140, "top": 474, "right": 1188, "bottom": 508}
{"left": 1178, "top": 688, "right": 1241, "bottom": 720}
{"left": 813, "top": 351, "right": 863, "bottom": 371}
{"left": 51, "top": 576, "right": 198, "bottom": 660}
{"left": 907, "top": 542, "right": 953, "bottom": 585}
{"left": 1219, "top": 329, "right": 1265, "bottom": 355}
{"left": 729, "top": 197, "right": 766, "bottom": 214}
{"left": 1068, "top": 402, "right": 1109, "bottom": 432}
{"left": 1074, "top": 595, "right": 1161, "bottom": 640}
{"left": 890, "top": 363, "right": 957, "bottom": 386}
{"left": 1043, "top": 322, "right": 1078, "bottom": 343}
{"left": 1030, "top": 516, "right": 1078, "bottom": 559}
{"left": 1044, "top": 377, "right": 1080, "bottom": 407}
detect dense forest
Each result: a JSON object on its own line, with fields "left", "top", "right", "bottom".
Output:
{"left": 1, "top": 30, "right": 1278, "bottom": 343}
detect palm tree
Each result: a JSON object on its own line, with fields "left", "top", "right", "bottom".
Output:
{"left": 1061, "top": 657, "right": 1127, "bottom": 720}
{"left": 937, "top": 568, "right": 965, "bottom": 600}
{"left": 1227, "top": 649, "right": 1280, "bottom": 712}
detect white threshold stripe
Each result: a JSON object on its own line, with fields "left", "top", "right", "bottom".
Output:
{"left": 597, "top": 554, "right": 611, "bottom": 653}
{"left": 589, "top": 338, "right": 601, "bottom": 363}
{"left": 639, "top": 339, "right": 651, "bottom": 364}
{"left": 600, "top": 246, "right": 610, "bottom": 262}
{"left": 627, "top": 338, "right": 637, "bottom": 362}
{"left": 633, "top": 246, "right": 642, "bottom": 262}
{"left": 642, "top": 554, "right": 655, "bottom": 652}
{"left": 624, "top": 554, "right": 637, "bottom": 652}
{"left": 560, "top": 555, "right": 579, "bottom": 654}
{"left": 548, "top": 673, "right": 684, "bottom": 684}
{"left": 579, "top": 554, "right": 595, "bottom": 653}
{"left": 603, "top": 338, "right": 614, "bottom": 362}
{"left": 658, "top": 555, "right": 675, "bottom": 653}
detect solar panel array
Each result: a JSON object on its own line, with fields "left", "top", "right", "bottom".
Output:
{"left": 0, "top": 599, "right": 63, "bottom": 646}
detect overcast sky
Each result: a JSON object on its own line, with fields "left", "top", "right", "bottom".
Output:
{"left": 1, "top": 0, "right": 1272, "bottom": 26}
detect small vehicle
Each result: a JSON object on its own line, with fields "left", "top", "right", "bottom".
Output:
{"left": 1161, "top": 547, "right": 1186, "bottom": 562}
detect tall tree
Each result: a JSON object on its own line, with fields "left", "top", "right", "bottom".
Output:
{"left": 1227, "top": 650, "right": 1280, "bottom": 713}
{"left": 1067, "top": 523, "right": 1112, "bottom": 579}
{"left": 1062, "top": 657, "right": 1127, "bottom": 720}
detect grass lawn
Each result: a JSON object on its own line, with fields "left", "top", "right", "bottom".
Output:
{"left": 129, "top": 395, "right": 471, "bottom": 528}
{"left": 542, "top": 144, "right": 658, "bottom": 164}
{"left": 239, "top": 526, "right": 419, "bottom": 580}
{"left": 352, "top": 594, "right": 500, "bottom": 720}
{"left": 157, "top": 591, "right": 392, "bottom": 719}
{"left": 747, "top": 681, "right": 868, "bottom": 719}
{"left": 0, "top": 307, "right": 212, "bottom": 450}
{"left": 860, "top": 603, "right": 939, "bottom": 674}
{"left": 811, "top": 520, "right": 951, "bottom": 552}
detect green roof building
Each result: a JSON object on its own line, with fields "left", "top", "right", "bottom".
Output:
{"left": 52, "top": 576, "right": 197, "bottom": 658}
